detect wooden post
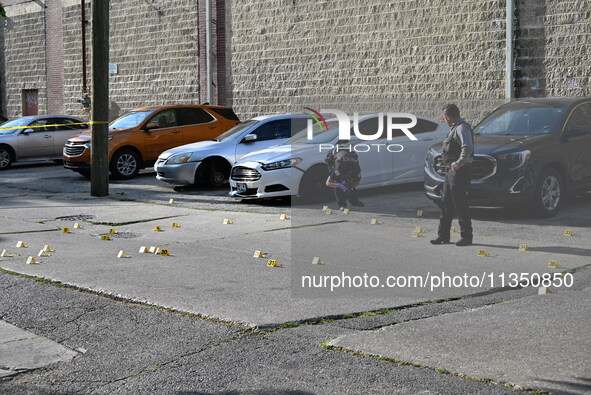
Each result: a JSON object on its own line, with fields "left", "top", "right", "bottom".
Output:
{"left": 90, "top": 0, "right": 109, "bottom": 197}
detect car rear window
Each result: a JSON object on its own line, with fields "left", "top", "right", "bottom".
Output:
{"left": 177, "top": 108, "right": 215, "bottom": 126}
{"left": 209, "top": 107, "right": 240, "bottom": 121}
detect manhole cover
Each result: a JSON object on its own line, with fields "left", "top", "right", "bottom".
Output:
{"left": 98, "top": 232, "right": 141, "bottom": 239}
{"left": 56, "top": 215, "right": 95, "bottom": 221}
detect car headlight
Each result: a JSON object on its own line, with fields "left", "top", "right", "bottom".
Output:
{"left": 498, "top": 150, "right": 532, "bottom": 170}
{"left": 164, "top": 152, "right": 193, "bottom": 164}
{"left": 261, "top": 158, "right": 302, "bottom": 171}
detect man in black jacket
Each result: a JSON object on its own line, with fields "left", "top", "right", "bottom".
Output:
{"left": 431, "top": 104, "right": 474, "bottom": 246}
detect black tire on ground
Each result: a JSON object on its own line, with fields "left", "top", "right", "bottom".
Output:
{"left": 299, "top": 166, "right": 332, "bottom": 203}
{"left": 77, "top": 169, "right": 91, "bottom": 178}
{"left": 208, "top": 170, "right": 226, "bottom": 187}
{"left": 110, "top": 149, "right": 141, "bottom": 179}
{"left": 533, "top": 167, "right": 563, "bottom": 218}
{"left": 0, "top": 146, "right": 14, "bottom": 170}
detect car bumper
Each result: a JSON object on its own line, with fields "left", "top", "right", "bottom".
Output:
{"left": 229, "top": 162, "right": 295, "bottom": 199}
{"left": 155, "top": 161, "right": 200, "bottom": 185}
{"left": 424, "top": 162, "right": 538, "bottom": 206}
{"left": 63, "top": 151, "right": 91, "bottom": 171}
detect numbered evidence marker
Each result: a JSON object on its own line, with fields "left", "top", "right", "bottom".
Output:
{"left": 171, "top": 222, "right": 181, "bottom": 228}
{"left": 519, "top": 244, "right": 529, "bottom": 251}
{"left": 43, "top": 245, "right": 55, "bottom": 252}
{"left": 253, "top": 250, "right": 266, "bottom": 258}
{"left": 153, "top": 226, "right": 162, "bottom": 232}
{"left": 450, "top": 226, "right": 458, "bottom": 233}
{"left": 417, "top": 210, "right": 424, "bottom": 217}
{"left": 412, "top": 227, "right": 425, "bottom": 237}
{"left": 222, "top": 219, "right": 233, "bottom": 224}
{"left": 138, "top": 246, "right": 149, "bottom": 253}
{"left": 16, "top": 241, "right": 27, "bottom": 248}
{"left": 548, "top": 260, "right": 560, "bottom": 268}
{"left": 1, "top": 249, "right": 14, "bottom": 257}
{"left": 538, "top": 286, "right": 552, "bottom": 295}
{"left": 311, "top": 257, "right": 325, "bottom": 265}
{"left": 343, "top": 208, "right": 351, "bottom": 214}
{"left": 156, "top": 249, "right": 170, "bottom": 256}
{"left": 322, "top": 206, "right": 329, "bottom": 212}
{"left": 26, "top": 256, "right": 40, "bottom": 264}
{"left": 38, "top": 249, "right": 51, "bottom": 257}
{"left": 325, "top": 209, "right": 333, "bottom": 215}
{"left": 279, "top": 214, "right": 289, "bottom": 220}
{"left": 73, "top": 222, "right": 83, "bottom": 229}
{"left": 267, "top": 259, "right": 280, "bottom": 267}
{"left": 117, "top": 250, "right": 130, "bottom": 258}
{"left": 370, "top": 218, "right": 382, "bottom": 225}
{"left": 169, "top": 198, "right": 176, "bottom": 204}
{"left": 108, "top": 228, "right": 118, "bottom": 234}
{"left": 563, "top": 229, "right": 573, "bottom": 237}
{"left": 61, "top": 227, "right": 71, "bottom": 233}
{"left": 148, "top": 246, "right": 158, "bottom": 253}
{"left": 477, "top": 249, "right": 490, "bottom": 257}
{"left": 100, "top": 235, "right": 111, "bottom": 241}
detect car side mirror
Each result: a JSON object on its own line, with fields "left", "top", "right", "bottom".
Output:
{"left": 242, "top": 134, "right": 257, "bottom": 143}
{"left": 143, "top": 122, "right": 159, "bottom": 131}
{"left": 565, "top": 125, "right": 590, "bottom": 136}
{"left": 22, "top": 128, "right": 34, "bottom": 134}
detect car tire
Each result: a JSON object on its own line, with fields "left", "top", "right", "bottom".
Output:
{"left": 77, "top": 169, "right": 91, "bottom": 178}
{"left": 110, "top": 149, "right": 140, "bottom": 180}
{"left": 533, "top": 167, "right": 563, "bottom": 217}
{"left": 299, "top": 166, "right": 332, "bottom": 203}
{"left": 0, "top": 146, "right": 13, "bottom": 170}
{"left": 208, "top": 170, "right": 226, "bottom": 187}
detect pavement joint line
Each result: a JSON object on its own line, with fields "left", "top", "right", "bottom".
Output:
{"left": 0, "top": 229, "right": 60, "bottom": 235}
{"left": 127, "top": 198, "right": 282, "bottom": 215}
{"left": 84, "top": 215, "right": 190, "bottom": 227}
{"left": 320, "top": 342, "right": 549, "bottom": 395}
{"left": 0, "top": 269, "right": 255, "bottom": 331}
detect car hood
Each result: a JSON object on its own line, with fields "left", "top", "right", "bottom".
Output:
{"left": 67, "top": 134, "right": 91, "bottom": 143}
{"left": 237, "top": 143, "right": 319, "bottom": 164}
{"left": 430, "top": 134, "right": 548, "bottom": 155}
{"left": 158, "top": 139, "right": 225, "bottom": 160}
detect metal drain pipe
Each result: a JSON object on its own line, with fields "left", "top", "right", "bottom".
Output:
{"left": 506, "top": 0, "right": 515, "bottom": 100}
{"left": 205, "top": 0, "right": 213, "bottom": 104}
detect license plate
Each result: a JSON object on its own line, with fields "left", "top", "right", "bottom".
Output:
{"left": 237, "top": 183, "right": 247, "bottom": 191}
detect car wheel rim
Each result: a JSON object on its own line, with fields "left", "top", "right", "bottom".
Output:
{"left": 541, "top": 175, "right": 560, "bottom": 211}
{"left": 212, "top": 173, "right": 223, "bottom": 185}
{"left": 0, "top": 150, "right": 9, "bottom": 168}
{"left": 117, "top": 154, "right": 137, "bottom": 176}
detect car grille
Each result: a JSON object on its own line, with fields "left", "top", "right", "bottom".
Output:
{"left": 433, "top": 154, "right": 496, "bottom": 181}
{"left": 64, "top": 143, "right": 87, "bottom": 157}
{"left": 231, "top": 166, "right": 261, "bottom": 181}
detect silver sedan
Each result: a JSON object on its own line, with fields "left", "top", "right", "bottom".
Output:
{"left": 0, "top": 115, "right": 88, "bottom": 169}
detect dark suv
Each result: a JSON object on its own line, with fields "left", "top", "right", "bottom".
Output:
{"left": 424, "top": 98, "right": 591, "bottom": 217}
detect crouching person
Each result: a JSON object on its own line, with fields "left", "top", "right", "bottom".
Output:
{"left": 324, "top": 145, "right": 364, "bottom": 210}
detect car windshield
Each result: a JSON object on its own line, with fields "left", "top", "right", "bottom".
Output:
{"left": 109, "top": 110, "right": 154, "bottom": 130}
{"left": 215, "top": 120, "right": 259, "bottom": 142}
{"left": 0, "top": 118, "right": 30, "bottom": 135}
{"left": 474, "top": 105, "right": 567, "bottom": 136}
{"left": 287, "top": 120, "right": 340, "bottom": 144}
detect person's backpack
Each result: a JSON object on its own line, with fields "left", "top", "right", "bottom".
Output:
{"left": 332, "top": 150, "right": 361, "bottom": 183}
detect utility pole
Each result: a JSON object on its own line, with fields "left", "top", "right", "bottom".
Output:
{"left": 90, "top": 0, "right": 109, "bottom": 197}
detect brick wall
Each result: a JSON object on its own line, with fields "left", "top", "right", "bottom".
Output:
{"left": 0, "top": 1, "right": 48, "bottom": 118}
{"left": 46, "top": 0, "right": 65, "bottom": 114}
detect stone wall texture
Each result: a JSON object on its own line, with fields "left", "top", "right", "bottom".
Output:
{"left": 1, "top": 0, "right": 590, "bottom": 122}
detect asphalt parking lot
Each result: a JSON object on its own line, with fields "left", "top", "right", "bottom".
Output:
{"left": 1, "top": 161, "right": 590, "bottom": 394}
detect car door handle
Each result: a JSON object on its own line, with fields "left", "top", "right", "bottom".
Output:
{"left": 171, "top": 130, "right": 181, "bottom": 134}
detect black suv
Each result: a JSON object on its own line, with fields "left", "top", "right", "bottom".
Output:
{"left": 424, "top": 98, "right": 591, "bottom": 217}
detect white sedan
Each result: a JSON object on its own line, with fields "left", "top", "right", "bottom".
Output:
{"left": 229, "top": 114, "right": 448, "bottom": 201}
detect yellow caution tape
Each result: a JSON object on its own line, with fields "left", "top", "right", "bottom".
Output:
{"left": 0, "top": 120, "right": 108, "bottom": 131}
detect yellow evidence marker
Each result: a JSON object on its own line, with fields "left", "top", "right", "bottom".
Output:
{"left": 100, "top": 235, "right": 111, "bottom": 241}
{"left": 518, "top": 244, "right": 529, "bottom": 251}
{"left": 171, "top": 222, "right": 181, "bottom": 228}
{"left": 279, "top": 214, "right": 289, "bottom": 220}
{"left": 148, "top": 246, "right": 158, "bottom": 253}
{"left": 538, "top": 286, "right": 552, "bottom": 295}
{"left": 267, "top": 259, "right": 280, "bottom": 267}
{"left": 61, "top": 227, "right": 71, "bottom": 233}
{"left": 311, "top": 257, "right": 324, "bottom": 265}
{"left": 153, "top": 226, "right": 162, "bottom": 232}
{"left": 26, "top": 256, "right": 39, "bottom": 264}
{"left": 411, "top": 231, "right": 423, "bottom": 238}
{"left": 548, "top": 260, "right": 560, "bottom": 268}
{"left": 117, "top": 250, "right": 130, "bottom": 258}
{"left": 73, "top": 222, "right": 83, "bottom": 229}
{"left": 450, "top": 226, "right": 458, "bottom": 233}
{"left": 223, "top": 219, "right": 233, "bottom": 224}
{"left": 370, "top": 218, "right": 382, "bottom": 225}
{"left": 38, "top": 249, "right": 51, "bottom": 257}
{"left": 138, "top": 246, "right": 148, "bottom": 253}
{"left": 1, "top": 249, "right": 14, "bottom": 257}
{"left": 343, "top": 208, "right": 351, "bottom": 214}
{"left": 108, "top": 228, "right": 118, "bottom": 234}
{"left": 322, "top": 206, "right": 329, "bottom": 211}
{"left": 563, "top": 229, "right": 573, "bottom": 237}
{"left": 169, "top": 198, "right": 176, "bottom": 204}
{"left": 325, "top": 209, "right": 333, "bottom": 215}
{"left": 16, "top": 241, "right": 27, "bottom": 248}
{"left": 477, "top": 249, "right": 489, "bottom": 257}
{"left": 157, "top": 249, "right": 170, "bottom": 256}
{"left": 417, "top": 210, "right": 424, "bottom": 217}
{"left": 253, "top": 250, "right": 266, "bottom": 258}
{"left": 43, "top": 245, "right": 55, "bottom": 252}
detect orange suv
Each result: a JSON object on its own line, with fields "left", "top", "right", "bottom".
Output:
{"left": 63, "top": 105, "right": 240, "bottom": 179}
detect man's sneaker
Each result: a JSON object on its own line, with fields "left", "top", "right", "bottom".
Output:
{"left": 455, "top": 238, "right": 473, "bottom": 247}
{"left": 430, "top": 236, "right": 451, "bottom": 245}
{"left": 351, "top": 200, "right": 365, "bottom": 207}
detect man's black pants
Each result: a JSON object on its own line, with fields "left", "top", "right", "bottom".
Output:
{"left": 335, "top": 187, "right": 359, "bottom": 207}
{"left": 438, "top": 165, "right": 473, "bottom": 240}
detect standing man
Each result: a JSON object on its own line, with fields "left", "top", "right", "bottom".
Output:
{"left": 431, "top": 104, "right": 474, "bottom": 246}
